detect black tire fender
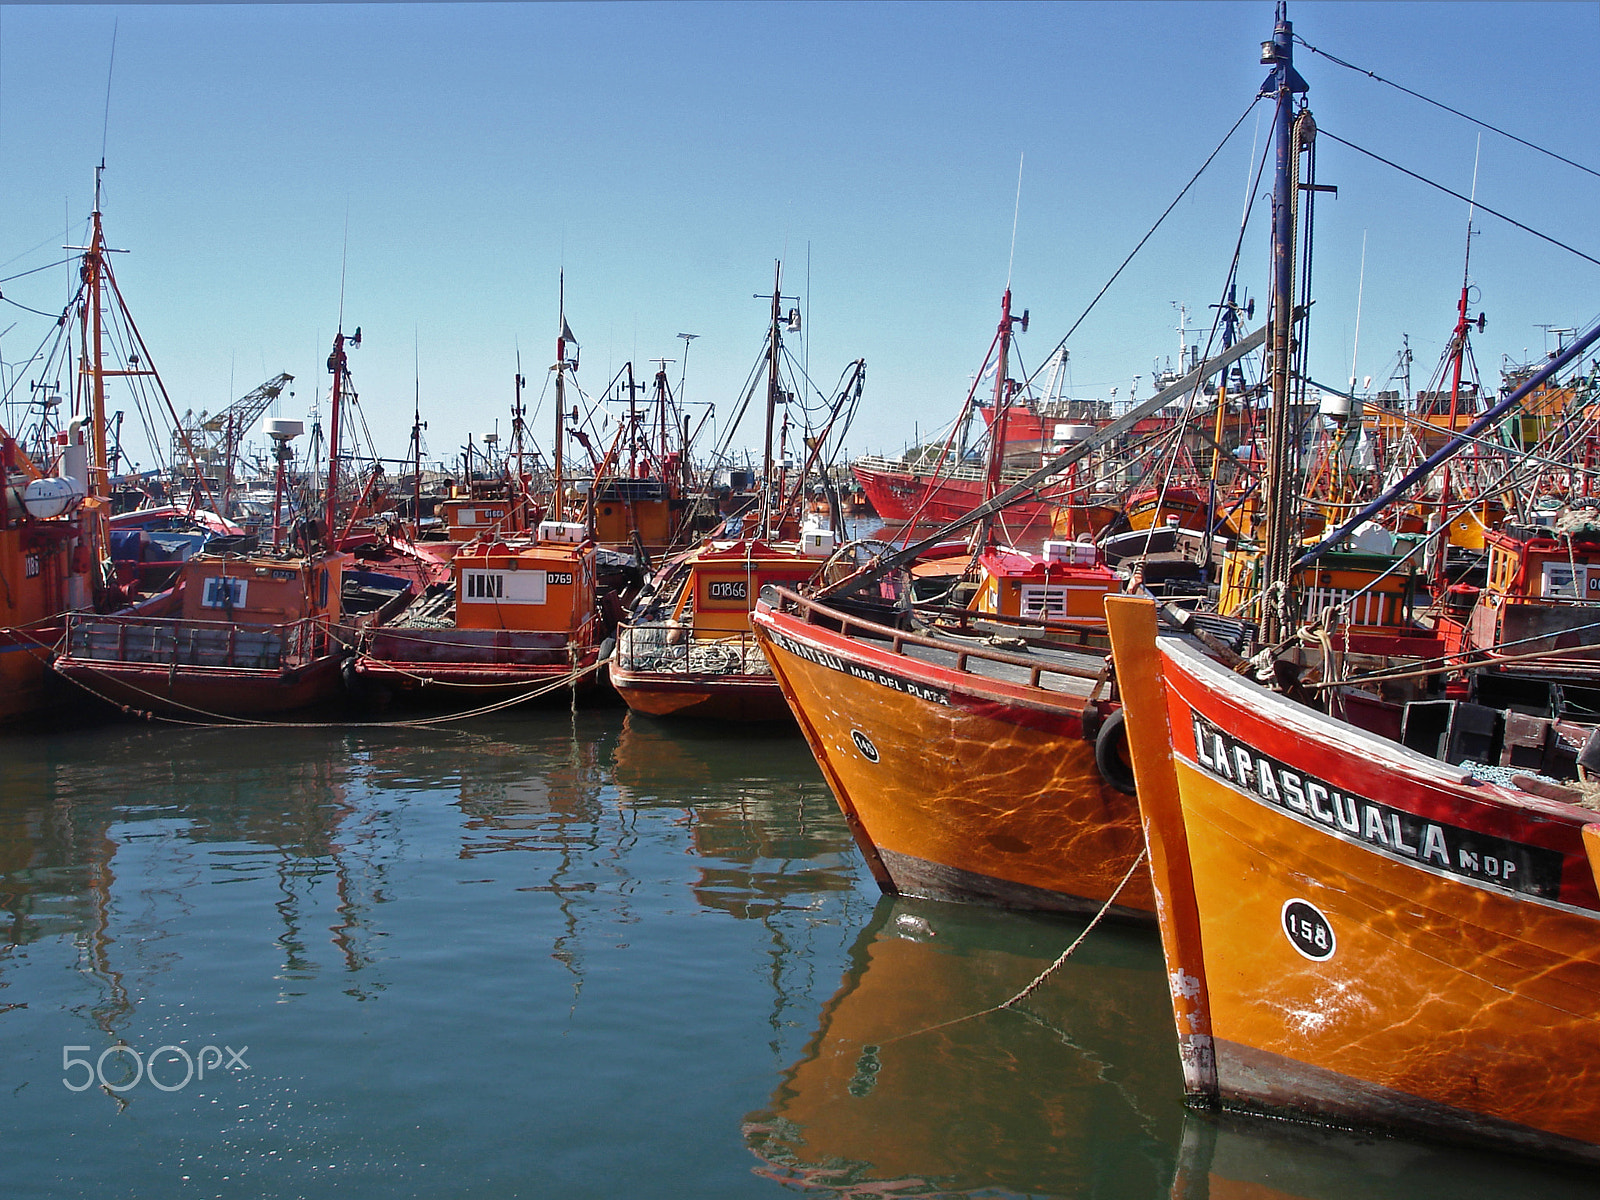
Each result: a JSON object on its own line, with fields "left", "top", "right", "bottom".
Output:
{"left": 1094, "top": 708, "right": 1137, "bottom": 795}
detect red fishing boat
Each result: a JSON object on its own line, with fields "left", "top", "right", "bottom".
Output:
{"left": 55, "top": 328, "right": 414, "bottom": 719}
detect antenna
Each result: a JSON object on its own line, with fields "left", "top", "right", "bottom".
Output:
{"left": 100, "top": 21, "right": 118, "bottom": 171}
{"left": 1462, "top": 133, "right": 1482, "bottom": 286}
{"left": 337, "top": 209, "right": 350, "bottom": 331}
{"left": 1349, "top": 230, "right": 1367, "bottom": 392}
{"left": 1006, "top": 152, "right": 1024, "bottom": 288}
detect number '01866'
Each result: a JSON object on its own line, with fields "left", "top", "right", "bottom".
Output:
{"left": 62, "top": 1043, "right": 249, "bottom": 1093}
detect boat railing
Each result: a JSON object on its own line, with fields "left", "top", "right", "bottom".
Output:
{"left": 763, "top": 587, "right": 1108, "bottom": 690}
{"left": 63, "top": 613, "right": 331, "bottom": 672}
{"left": 614, "top": 622, "right": 771, "bottom": 677}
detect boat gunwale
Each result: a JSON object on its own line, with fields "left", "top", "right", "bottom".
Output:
{"left": 1157, "top": 630, "right": 1600, "bottom": 915}
{"left": 755, "top": 589, "right": 1111, "bottom": 712}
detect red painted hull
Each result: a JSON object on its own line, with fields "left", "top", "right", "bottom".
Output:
{"left": 852, "top": 462, "right": 1060, "bottom": 531}
{"left": 55, "top": 654, "right": 345, "bottom": 719}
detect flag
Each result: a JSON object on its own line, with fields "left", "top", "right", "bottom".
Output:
{"left": 560, "top": 319, "right": 580, "bottom": 371}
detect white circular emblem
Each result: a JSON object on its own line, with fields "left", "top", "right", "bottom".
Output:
{"left": 850, "top": 729, "right": 880, "bottom": 763}
{"left": 1281, "top": 898, "right": 1336, "bottom": 961}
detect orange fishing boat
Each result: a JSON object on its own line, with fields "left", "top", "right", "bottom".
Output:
{"left": 356, "top": 520, "right": 607, "bottom": 705}
{"left": 609, "top": 261, "right": 860, "bottom": 723}
{"left": 752, "top": 584, "right": 1152, "bottom": 916}
{"left": 609, "top": 535, "right": 828, "bottom": 722}
{"left": 1097, "top": 7, "right": 1600, "bottom": 1163}
{"left": 1107, "top": 590, "right": 1600, "bottom": 1166}
{"left": 752, "top": 316, "right": 1267, "bottom": 913}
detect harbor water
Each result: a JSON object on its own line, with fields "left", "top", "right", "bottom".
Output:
{"left": 2, "top": 709, "right": 1599, "bottom": 1199}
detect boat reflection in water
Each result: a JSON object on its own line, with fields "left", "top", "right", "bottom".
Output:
{"left": 744, "top": 895, "right": 1183, "bottom": 1197}
{"left": 1172, "top": 1110, "right": 1600, "bottom": 1200}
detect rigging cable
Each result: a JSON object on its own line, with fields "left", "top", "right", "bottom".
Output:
{"left": 1319, "top": 128, "right": 1600, "bottom": 271}
{"left": 1293, "top": 35, "right": 1600, "bottom": 183}
{"left": 1024, "top": 95, "right": 1262, "bottom": 391}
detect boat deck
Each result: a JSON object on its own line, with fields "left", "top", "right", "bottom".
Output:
{"left": 786, "top": 598, "right": 1110, "bottom": 696}
{"left": 897, "top": 632, "right": 1107, "bottom": 693}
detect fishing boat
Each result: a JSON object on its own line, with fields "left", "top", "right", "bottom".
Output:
{"left": 354, "top": 519, "right": 607, "bottom": 705}
{"left": 609, "top": 534, "right": 833, "bottom": 722}
{"left": 1108, "top": 586, "right": 1600, "bottom": 1165}
{"left": 55, "top": 329, "right": 413, "bottom": 719}
{"left": 608, "top": 263, "right": 854, "bottom": 723}
{"left": 1, "top": 426, "right": 97, "bottom": 723}
{"left": 753, "top": 308, "right": 1265, "bottom": 914}
{"left": 353, "top": 285, "right": 613, "bottom": 707}
{"left": 1102, "top": 7, "right": 1600, "bottom": 1165}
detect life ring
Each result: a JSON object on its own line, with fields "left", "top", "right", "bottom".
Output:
{"left": 1094, "top": 708, "right": 1137, "bottom": 795}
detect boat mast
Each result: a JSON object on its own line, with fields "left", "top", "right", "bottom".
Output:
{"left": 554, "top": 273, "right": 568, "bottom": 523}
{"left": 762, "top": 261, "right": 782, "bottom": 537}
{"left": 413, "top": 374, "right": 426, "bottom": 537}
{"left": 323, "top": 327, "right": 356, "bottom": 548}
{"left": 1258, "top": 2, "right": 1309, "bottom": 645}
{"left": 979, "top": 289, "right": 1027, "bottom": 546}
{"left": 511, "top": 357, "right": 527, "bottom": 521}
{"left": 81, "top": 169, "right": 111, "bottom": 503}
{"left": 1433, "top": 170, "right": 1481, "bottom": 592}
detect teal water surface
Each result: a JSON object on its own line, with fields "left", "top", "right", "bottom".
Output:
{"left": 1, "top": 710, "right": 1598, "bottom": 1199}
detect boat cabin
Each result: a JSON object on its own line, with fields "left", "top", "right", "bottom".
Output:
{"left": 452, "top": 536, "right": 597, "bottom": 640}
{"left": 180, "top": 549, "right": 352, "bottom": 625}
{"left": 1458, "top": 525, "right": 1600, "bottom": 669}
{"left": 662, "top": 539, "right": 824, "bottom": 636}
{"left": 590, "top": 476, "right": 681, "bottom": 549}
{"left": 968, "top": 543, "right": 1118, "bottom": 624}
{"left": 442, "top": 496, "right": 525, "bottom": 543}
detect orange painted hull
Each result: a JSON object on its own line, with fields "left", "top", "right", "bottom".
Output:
{"left": 753, "top": 598, "right": 1153, "bottom": 917}
{"left": 607, "top": 664, "right": 792, "bottom": 722}
{"left": 1109, "top": 598, "right": 1600, "bottom": 1164}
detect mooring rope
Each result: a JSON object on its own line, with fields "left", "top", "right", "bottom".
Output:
{"left": 25, "top": 618, "right": 609, "bottom": 729}
{"left": 861, "top": 845, "right": 1150, "bottom": 1053}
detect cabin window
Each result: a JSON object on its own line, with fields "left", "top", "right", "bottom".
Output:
{"left": 460, "top": 569, "right": 547, "bottom": 605}
{"left": 202, "top": 576, "right": 248, "bottom": 610}
{"left": 1541, "top": 562, "right": 1593, "bottom": 600}
{"left": 464, "top": 571, "right": 505, "bottom": 600}
{"left": 1019, "top": 584, "right": 1070, "bottom": 618}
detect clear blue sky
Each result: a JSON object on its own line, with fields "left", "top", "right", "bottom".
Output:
{"left": 1, "top": 1, "right": 1596, "bottom": 476}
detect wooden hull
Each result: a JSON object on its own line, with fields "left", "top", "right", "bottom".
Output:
{"left": 608, "top": 663, "right": 792, "bottom": 722}
{"left": 357, "top": 628, "right": 602, "bottom": 702}
{"left": 1106, "top": 596, "right": 1600, "bottom": 1164}
{"left": 54, "top": 653, "right": 346, "bottom": 719}
{"left": 753, "top": 596, "right": 1153, "bottom": 918}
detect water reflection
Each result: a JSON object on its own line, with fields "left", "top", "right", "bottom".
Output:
{"left": 745, "top": 895, "right": 1183, "bottom": 1197}
{"left": 1171, "top": 1110, "right": 1600, "bottom": 1200}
